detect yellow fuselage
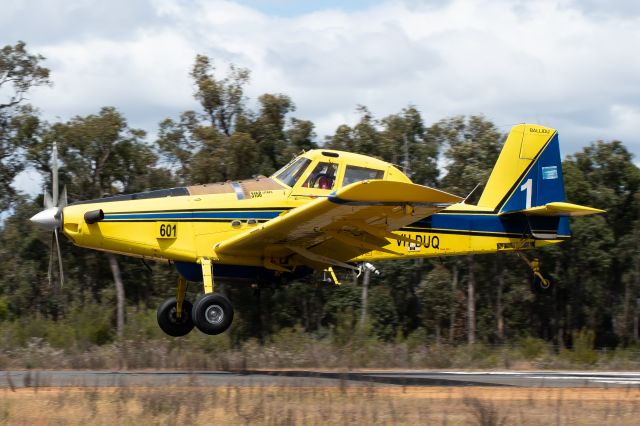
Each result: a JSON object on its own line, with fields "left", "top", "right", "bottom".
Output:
{"left": 61, "top": 148, "right": 562, "bottom": 273}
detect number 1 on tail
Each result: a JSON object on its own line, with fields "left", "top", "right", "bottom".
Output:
{"left": 520, "top": 178, "right": 532, "bottom": 209}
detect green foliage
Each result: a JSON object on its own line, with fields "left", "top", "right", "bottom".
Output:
{"left": 452, "top": 343, "right": 500, "bottom": 369}
{"left": 560, "top": 329, "right": 599, "bottom": 365}
{"left": 191, "top": 55, "right": 250, "bottom": 135}
{"left": 417, "top": 265, "right": 454, "bottom": 341}
{"left": 368, "top": 286, "right": 399, "bottom": 341}
{"left": 518, "top": 336, "right": 549, "bottom": 360}
{"left": 157, "top": 54, "right": 316, "bottom": 185}
{"left": 0, "top": 297, "right": 8, "bottom": 321}
{"left": 0, "top": 301, "right": 113, "bottom": 351}
{"left": 404, "top": 327, "right": 428, "bottom": 350}
{"left": 325, "top": 105, "right": 440, "bottom": 185}
{"left": 434, "top": 115, "right": 503, "bottom": 196}
{"left": 0, "top": 41, "right": 51, "bottom": 209}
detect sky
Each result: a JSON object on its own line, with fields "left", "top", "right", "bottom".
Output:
{"left": 3, "top": 0, "right": 640, "bottom": 194}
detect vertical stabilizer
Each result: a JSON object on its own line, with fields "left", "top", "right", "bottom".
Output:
{"left": 477, "top": 124, "right": 566, "bottom": 213}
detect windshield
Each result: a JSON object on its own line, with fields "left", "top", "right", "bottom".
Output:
{"left": 273, "top": 157, "right": 312, "bottom": 187}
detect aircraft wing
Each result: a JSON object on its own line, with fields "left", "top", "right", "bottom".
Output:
{"left": 214, "top": 180, "right": 462, "bottom": 269}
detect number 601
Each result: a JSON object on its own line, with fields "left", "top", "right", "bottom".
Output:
{"left": 157, "top": 223, "right": 177, "bottom": 239}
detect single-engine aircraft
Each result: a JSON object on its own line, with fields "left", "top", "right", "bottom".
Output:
{"left": 30, "top": 124, "right": 604, "bottom": 336}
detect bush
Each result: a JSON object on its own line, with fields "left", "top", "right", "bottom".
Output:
{"left": 518, "top": 336, "right": 548, "bottom": 360}
{"left": 0, "top": 297, "right": 8, "bottom": 321}
{"left": 560, "top": 329, "right": 598, "bottom": 366}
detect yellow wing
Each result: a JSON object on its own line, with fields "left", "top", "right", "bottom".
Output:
{"left": 214, "top": 180, "right": 462, "bottom": 269}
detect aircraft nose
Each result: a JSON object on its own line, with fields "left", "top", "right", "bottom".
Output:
{"left": 30, "top": 207, "right": 62, "bottom": 230}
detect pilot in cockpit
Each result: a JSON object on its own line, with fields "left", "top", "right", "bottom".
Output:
{"left": 303, "top": 162, "right": 337, "bottom": 190}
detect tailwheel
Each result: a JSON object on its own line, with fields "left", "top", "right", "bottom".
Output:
{"left": 157, "top": 297, "right": 194, "bottom": 337}
{"left": 192, "top": 293, "right": 234, "bottom": 335}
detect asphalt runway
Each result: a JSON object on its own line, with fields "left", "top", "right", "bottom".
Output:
{"left": 3, "top": 370, "right": 640, "bottom": 389}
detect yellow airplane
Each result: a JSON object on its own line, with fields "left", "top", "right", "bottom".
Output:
{"left": 30, "top": 124, "right": 603, "bottom": 336}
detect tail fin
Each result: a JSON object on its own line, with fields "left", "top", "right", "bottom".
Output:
{"left": 477, "top": 124, "right": 566, "bottom": 213}
{"left": 477, "top": 124, "right": 603, "bottom": 239}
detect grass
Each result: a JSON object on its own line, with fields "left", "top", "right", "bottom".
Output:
{"left": 3, "top": 313, "right": 640, "bottom": 371}
{"left": 2, "top": 334, "right": 640, "bottom": 371}
{"left": 1, "top": 384, "right": 640, "bottom": 425}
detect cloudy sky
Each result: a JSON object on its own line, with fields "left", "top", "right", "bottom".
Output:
{"left": 3, "top": 0, "right": 640, "bottom": 194}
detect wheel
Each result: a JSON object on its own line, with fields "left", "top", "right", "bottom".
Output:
{"left": 157, "top": 297, "right": 194, "bottom": 337}
{"left": 192, "top": 293, "right": 234, "bottom": 335}
{"left": 533, "top": 273, "right": 552, "bottom": 290}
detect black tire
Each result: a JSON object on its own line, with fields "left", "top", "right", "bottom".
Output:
{"left": 192, "top": 293, "right": 234, "bottom": 335}
{"left": 157, "top": 297, "right": 194, "bottom": 337}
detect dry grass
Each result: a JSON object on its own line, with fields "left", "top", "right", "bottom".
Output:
{"left": 1, "top": 385, "right": 640, "bottom": 425}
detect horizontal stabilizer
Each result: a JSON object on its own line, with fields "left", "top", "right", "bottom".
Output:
{"left": 500, "top": 202, "right": 605, "bottom": 217}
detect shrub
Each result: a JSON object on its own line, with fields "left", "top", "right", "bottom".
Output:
{"left": 517, "top": 336, "right": 548, "bottom": 360}
{"left": 560, "top": 329, "right": 598, "bottom": 366}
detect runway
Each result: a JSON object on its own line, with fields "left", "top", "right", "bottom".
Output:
{"left": 3, "top": 370, "right": 640, "bottom": 389}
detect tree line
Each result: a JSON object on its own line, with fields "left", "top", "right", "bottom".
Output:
{"left": 1, "top": 41, "right": 639, "bottom": 351}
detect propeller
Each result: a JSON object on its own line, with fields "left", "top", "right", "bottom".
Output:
{"left": 30, "top": 142, "right": 67, "bottom": 287}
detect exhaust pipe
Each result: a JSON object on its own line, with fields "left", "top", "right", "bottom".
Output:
{"left": 84, "top": 209, "right": 104, "bottom": 224}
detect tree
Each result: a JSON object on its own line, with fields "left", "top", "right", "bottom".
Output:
{"left": 325, "top": 124, "right": 354, "bottom": 151}
{"left": 191, "top": 55, "right": 250, "bottom": 135}
{"left": 157, "top": 55, "right": 311, "bottom": 185}
{"left": 325, "top": 106, "right": 445, "bottom": 338}
{"left": 417, "top": 265, "right": 454, "bottom": 343}
{"left": 380, "top": 106, "right": 440, "bottom": 186}
{"left": 28, "top": 107, "right": 167, "bottom": 337}
{"left": 250, "top": 93, "right": 296, "bottom": 175}
{"left": 0, "top": 41, "right": 51, "bottom": 209}
{"left": 560, "top": 141, "right": 640, "bottom": 346}
{"left": 433, "top": 115, "right": 503, "bottom": 344}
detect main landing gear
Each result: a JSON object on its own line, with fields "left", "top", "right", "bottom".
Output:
{"left": 157, "top": 257, "right": 234, "bottom": 337}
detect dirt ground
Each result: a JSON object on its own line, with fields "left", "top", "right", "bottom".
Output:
{"left": 1, "top": 385, "right": 640, "bottom": 425}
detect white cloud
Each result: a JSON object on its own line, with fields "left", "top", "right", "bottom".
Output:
{"left": 4, "top": 0, "right": 640, "bottom": 193}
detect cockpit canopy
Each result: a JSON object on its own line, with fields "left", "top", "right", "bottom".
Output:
{"left": 271, "top": 149, "right": 410, "bottom": 191}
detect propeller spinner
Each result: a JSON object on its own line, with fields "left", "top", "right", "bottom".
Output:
{"left": 29, "top": 142, "right": 67, "bottom": 287}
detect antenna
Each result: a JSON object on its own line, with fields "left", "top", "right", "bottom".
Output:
{"left": 462, "top": 183, "right": 482, "bottom": 204}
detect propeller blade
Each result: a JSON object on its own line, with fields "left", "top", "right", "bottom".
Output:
{"left": 47, "top": 232, "right": 55, "bottom": 287}
{"left": 52, "top": 142, "right": 59, "bottom": 207}
{"left": 54, "top": 228, "right": 65, "bottom": 288}
{"left": 44, "top": 190, "right": 53, "bottom": 209}
{"left": 59, "top": 185, "right": 68, "bottom": 208}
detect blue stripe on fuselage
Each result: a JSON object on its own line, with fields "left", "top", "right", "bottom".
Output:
{"left": 403, "top": 212, "right": 569, "bottom": 238}
{"left": 99, "top": 208, "right": 569, "bottom": 238}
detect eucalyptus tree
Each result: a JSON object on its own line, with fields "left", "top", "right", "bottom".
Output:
{"left": 558, "top": 141, "right": 640, "bottom": 346}
{"left": 431, "top": 116, "right": 503, "bottom": 344}
{"left": 417, "top": 265, "right": 455, "bottom": 343}
{"left": 325, "top": 106, "right": 443, "bottom": 337}
{"left": 0, "top": 41, "right": 51, "bottom": 210}
{"left": 28, "top": 107, "right": 167, "bottom": 338}
{"left": 158, "top": 55, "right": 314, "bottom": 186}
